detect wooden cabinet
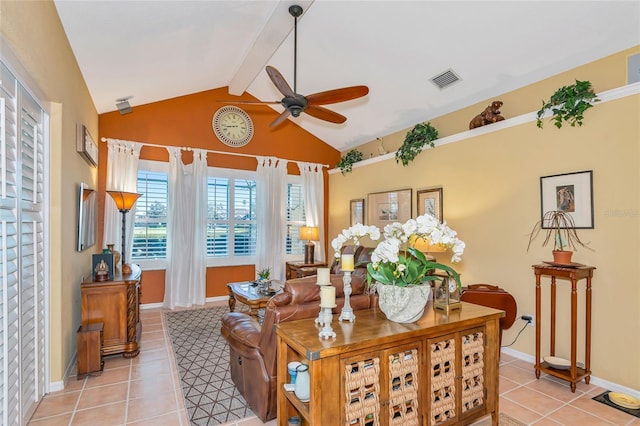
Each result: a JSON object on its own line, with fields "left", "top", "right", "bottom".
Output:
{"left": 81, "top": 264, "right": 141, "bottom": 358}
{"left": 276, "top": 302, "right": 502, "bottom": 425}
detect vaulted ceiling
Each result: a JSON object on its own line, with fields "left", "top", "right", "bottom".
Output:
{"left": 54, "top": 0, "right": 640, "bottom": 151}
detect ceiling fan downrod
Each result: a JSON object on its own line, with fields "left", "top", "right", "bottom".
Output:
{"left": 289, "top": 5, "right": 303, "bottom": 94}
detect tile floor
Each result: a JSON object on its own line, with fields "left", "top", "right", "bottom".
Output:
{"left": 29, "top": 302, "right": 638, "bottom": 425}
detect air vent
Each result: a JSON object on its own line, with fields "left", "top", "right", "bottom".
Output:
{"left": 430, "top": 69, "right": 461, "bottom": 89}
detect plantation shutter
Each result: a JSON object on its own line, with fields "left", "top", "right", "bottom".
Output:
{"left": 1, "top": 59, "right": 47, "bottom": 426}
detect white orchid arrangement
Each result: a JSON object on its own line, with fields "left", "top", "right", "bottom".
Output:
{"left": 366, "top": 214, "right": 465, "bottom": 289}
{"left": 331, "top": 223, "right": 381, "bottom": 261}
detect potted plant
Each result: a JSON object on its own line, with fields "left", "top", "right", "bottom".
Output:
{"left": 335, "top": 149, "right": 364, "bottom": 175}
{"left": 256, "top": 267, "right": 271, "bottom": 290}
{"left": 396, "top": 122, "right": 439, "bottom": 166}
{"left": 527, "top": 210, "right": 592, "bottom": 264}
{"left": 332, "top": 216, "right": 465, "bottom": 323}
{"left": 536, "top": 80, "right": 599, "bottom": 129}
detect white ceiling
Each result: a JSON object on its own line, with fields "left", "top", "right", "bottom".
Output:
{"left": 54, "top": 0, "right": 640, "bottom": 152}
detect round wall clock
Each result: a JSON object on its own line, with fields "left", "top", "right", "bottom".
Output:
{"left": 212, "top": 106, "right": 254, "bottom": 147}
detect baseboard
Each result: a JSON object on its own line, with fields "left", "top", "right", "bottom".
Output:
{"left": 48, "top": 351, "right": 78, "bottom": 393}
{"left": 141, "top": 295, "right": 228, "bottom": 310}
{"left": 501, "top": 347, "right": 640, "bottom": 399}
{"left": 205, "top": 295, "right": 228, "bottom": 303}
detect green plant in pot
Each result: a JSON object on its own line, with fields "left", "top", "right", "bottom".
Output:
{"left": 331, "top": 215, "right": 464, "bottom": 323}
{"left": 336, "top": 149, "right": 364, "bottom": 175}
{"left": 396, "top": 122, "right": 439, "bottom": 166}
{"left": 257, "top": 267, "right": 271, "bottom": 281}
{"left": 527, "top": 210, "right": 592, "bottom": 264}
{"left": 536, "top": 80, "right": 599, "bottom": 129}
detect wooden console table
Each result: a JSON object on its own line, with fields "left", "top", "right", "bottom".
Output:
{"left": 533, "top": 264, "right": 595, "bottom": 392}
{"left": 285, "top": 261, "right": 327, "bottom": 280}
{"left": 276, "top": 302, "right": 503, "bottom": 425}
{"left": 81, "top": 264, "right": 141, "bottom": 358}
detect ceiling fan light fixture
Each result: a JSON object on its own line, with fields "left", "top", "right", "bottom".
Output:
{"left": 430, "top": 69, "right": 461, "bottom": 89}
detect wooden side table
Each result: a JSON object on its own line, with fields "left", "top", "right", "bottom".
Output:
{"left": 227, "top": 281, "right": 280, "bottom": 319}
{"left": 77, "top": 322, "right": 104, "bottom": 379}
{"left": 285, "top": 261, "right": 327, "bottom": 280}
{"left": 533, "top": 263, "right": 595, "bottom": 392}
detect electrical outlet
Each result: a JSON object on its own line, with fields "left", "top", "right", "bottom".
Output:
{"left": 521, "top": 314, "right": 535, "bottom": 327}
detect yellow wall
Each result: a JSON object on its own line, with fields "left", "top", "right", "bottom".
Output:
{"left": 329, "top": 47, "right": 640, "bottom": 390}
{"left": 1, "top": 1, "right": 98, "bottom": 385}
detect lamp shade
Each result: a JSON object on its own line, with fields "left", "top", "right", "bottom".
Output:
{"left": 299, "top": 226, "right": 319, "bottom": 241}
{"left": 107, "top": 191, "right": 142, "bottom": 211}
{"left": 409, "top": 234, "right": 446, "bottom": 253}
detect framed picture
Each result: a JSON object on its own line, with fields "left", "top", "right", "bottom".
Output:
{"left": 367, "top": 189, "right": 412, "bottom": 229}
{"left": 350, "top": 198, "right": 365, "bottom": 226}
{"left": 417, "top": 187, "right": 443, "bottom": 222}
{"left": 92, "top": 253, "right": 114, "bottom": 281}
{"left": 540, "top": 170, "right": 593, "bottom": 228}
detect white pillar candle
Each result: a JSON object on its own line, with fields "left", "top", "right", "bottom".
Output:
{"left": 341, "top": 254, "right": 355, "bottom": 271}
{"left": 320, "top": 285, "right": 336, "bottom": 307}
{"left": 316, "top": 267, "right": 330, "bottom": 285}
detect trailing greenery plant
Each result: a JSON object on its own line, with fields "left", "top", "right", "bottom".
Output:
{"left": 336, "top": 149, "right": 364, "bottom": 175}
{"left": 536, "top": 80, "right": 599, "bottom": 129}
{"left": 396, "top": 122, "right": 439, "bottom": 166}
{"left": 527, "top": 210, "right": 591, "bottom": 252}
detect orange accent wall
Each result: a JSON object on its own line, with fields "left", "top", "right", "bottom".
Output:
{"left": 99, "top": 87, "right": 340, "bottom": 304}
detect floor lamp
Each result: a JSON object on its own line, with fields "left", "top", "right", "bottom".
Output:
{"left": 107, "top": 191, "right": 142, "bottom": 275}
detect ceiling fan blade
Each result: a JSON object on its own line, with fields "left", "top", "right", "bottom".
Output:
{"left": 266, "top": 66, "right": 296, "bottom": 98}
{"left": 269, "top": 109, "right": 292, "bottom": 128}
{"left": 304, "top": 105, "right": 347, "bottom": 124}
{"left": 306, "top": 85, "right": 369, "bottom": 106}
{"left": 216, "top": 99, "right": 282, "bottom": 105}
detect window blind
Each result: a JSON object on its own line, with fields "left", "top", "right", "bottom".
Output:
{"left": 0, "top": 60, "right": 47, "bottom": 426}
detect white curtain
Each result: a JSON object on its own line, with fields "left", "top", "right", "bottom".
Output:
{"left": 103, "top": 140, "right": 142, "bottom": 260}
{"left": 163, "top": 148, "right": 208, "bottom": 309}
{"left": 256, "top": 156, "right": 288, "bottom": 281}
{"left": 297, "top": 161, "right": 326, "bottom": 262}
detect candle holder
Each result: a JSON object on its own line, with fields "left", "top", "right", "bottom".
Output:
{"left": 318, "top": 306, "right": 336, "bottom": 339}
{"left": 339, "top": 271, "right": 356, "bottom": 322}
{"left": 315, "top": 301, "right": 326, "bottom": 325}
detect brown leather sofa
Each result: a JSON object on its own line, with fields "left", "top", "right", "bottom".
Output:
{"left": 220, "top": 272, "right": 376, "bottom": 422}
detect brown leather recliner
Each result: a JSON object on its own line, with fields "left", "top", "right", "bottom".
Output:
{"left": 220, "top": 273, "right": 376, "bottom": 422}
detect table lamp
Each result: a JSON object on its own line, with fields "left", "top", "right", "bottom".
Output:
{"left": 107, "top": 190, "right": 142, "bottom": 274}
{"left": 409, "top": 234, "right": 445, "bottom": 260}
{"left": 299, "top": 226, "right": 319, "bottom": 264}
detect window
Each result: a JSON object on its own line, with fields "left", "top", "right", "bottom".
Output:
{"left": 133, "top": 168, "right": 168, "bottom": 261}
{"left": 286, "top": 181, "right": 306, "bottom": 255}
{"left": 133, "top": 161, "right": 306, "bottom": 266}
{"left": 207, "top": 175, "right": 257, "bottom": 258}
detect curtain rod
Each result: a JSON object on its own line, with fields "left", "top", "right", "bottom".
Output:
{"left": 100, "top": 137, "right": 329, "bottom": 168}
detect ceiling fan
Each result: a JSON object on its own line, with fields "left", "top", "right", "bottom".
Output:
{"left": 223, "top": 4, "right": 369, "bottom": 128}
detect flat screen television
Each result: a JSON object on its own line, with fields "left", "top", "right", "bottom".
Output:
{"left": 77, "top": 182, "right": 97, "bottom": 251}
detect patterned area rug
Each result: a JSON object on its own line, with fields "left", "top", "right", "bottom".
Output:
{"left": 164, "top": 306, "right": 254, "bottom": 425}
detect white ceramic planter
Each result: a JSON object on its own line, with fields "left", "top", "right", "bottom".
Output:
{"left": 376, "top": 283, "right": 431, "bottom": 323}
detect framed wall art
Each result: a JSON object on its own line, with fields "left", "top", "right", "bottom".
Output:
{"left": 367, "top": 189, "right": 411, "bottom": 230}
{"left": 417, "top": 187, "right": 443, "bottom": 222}
{"left": 350, "top": 198, "right": 365, "bottom": 226}
{"left": 540, "top": 170, "right": 593, "bottom": 228}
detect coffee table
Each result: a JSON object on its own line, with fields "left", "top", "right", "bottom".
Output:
{"left": 227, "top": 281, "right": 281, "bottom": 319}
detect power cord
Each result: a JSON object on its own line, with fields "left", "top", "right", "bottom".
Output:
{"left": 501, "top": 316, "right": 533, "bottom": 348}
